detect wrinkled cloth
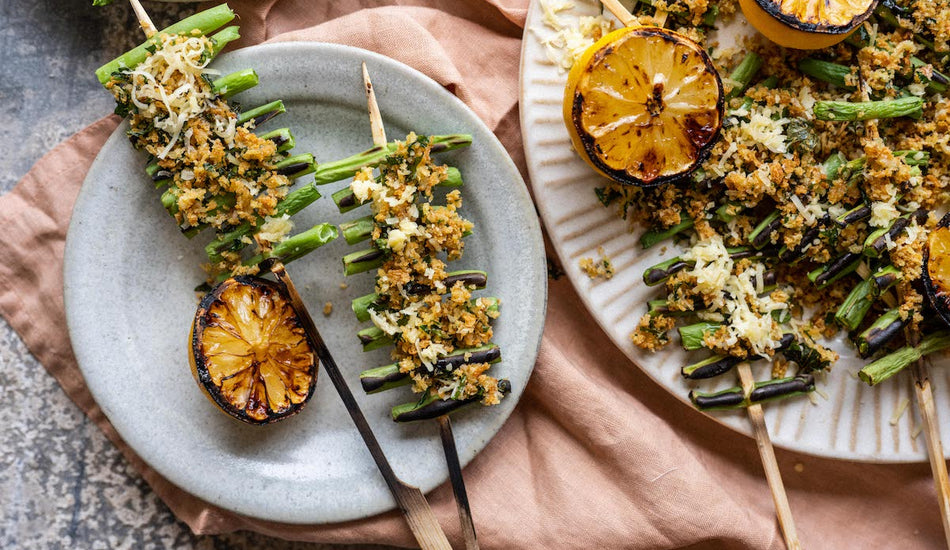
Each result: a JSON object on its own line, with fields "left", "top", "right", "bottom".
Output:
{"left": 0, "top": 1, "right": 945, "bottom": 548}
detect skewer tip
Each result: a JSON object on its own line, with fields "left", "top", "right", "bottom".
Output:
{"left": 128, "top": 0, "right": 157, "bottom": 37}
{"left": 362, "top": 63, "right": 388, "bottom": 147}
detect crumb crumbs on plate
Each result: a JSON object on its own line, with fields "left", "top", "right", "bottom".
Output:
{"left": 579, "top": 246, "right": 615, "bottom": 280}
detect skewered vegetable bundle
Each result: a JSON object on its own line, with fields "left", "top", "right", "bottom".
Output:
{"left": 92, "top": 5, "right": 346, "bottom": 422}
{"left": 96, "top": 4, "right": 342, "bottom": 281}
{"left": 96, "top": 5, "right": 472, "bottom": 281}
{"left": 338, "top": 133, "right": 510, "bottom": 421}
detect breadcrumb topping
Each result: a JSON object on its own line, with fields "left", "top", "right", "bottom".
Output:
{"left": 355, "top": 135, "right": 504, "bottom": 407}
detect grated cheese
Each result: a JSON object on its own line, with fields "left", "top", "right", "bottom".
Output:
{"left": 740, "top": 107, "right": 789, "bottom": 154}
{"left": 128, "top": 34, "right": 218, "bottom": 159}
{"left": 789, "top": 195, "right": 810, "bottom": 224}
{"left": 904, "top": 219, "right": 924, "bottom": 245}
{"left": 869, "top": 199, "right": 900, "bottom": 228}
{"left": 755, "top": 262, "right": 765, "bottom": 295}
{"left": 533, "top": 0, "right": 615, "bottom": 72}
{"left": 681, "top": 235, "right": 784, "bottom": 356}
{"left": 387, "top": 229, "right": 408, "bottom": 252}
{"left": 797, "top": 85, "right": 816, "bottom": 115}
{"left": 752, "top": 166, "right": 775, "bottom": 194}
{"left": 883, "top": 232, "right": 897, "bottom": 250}
{"left": 710, "top": 141, "right": 738, "bottom": 178}
{"left": 368, "top": 308, "right": 401, "bottom": 335}
{"left": 351, "top": 167, "right": 378, "bottom": 202}
{"left": 418, "top": 343, "right": 450, "bottom": 368}
{"left": 908, "top": 82, "right": 928, "bottom": 96}
{"left": 681, "top": 235, "right": 733, "bottom": 295}
{"left": 804, "top": 203, "right": 825, "bottom": 225}
{"left": 256, "top": 214, "right": 294, "bottom": 244}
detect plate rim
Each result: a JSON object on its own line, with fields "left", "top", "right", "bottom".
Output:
{"left": 64, "top": 40, "right": 547, "bottom": 522}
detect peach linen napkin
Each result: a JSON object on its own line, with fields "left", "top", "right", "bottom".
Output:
{"left": 0, "top": 1, "right": 945, "bottom": 548}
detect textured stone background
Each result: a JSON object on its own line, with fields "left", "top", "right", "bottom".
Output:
{"left": 0, "top": 1, "right": 395, "bottom": 548}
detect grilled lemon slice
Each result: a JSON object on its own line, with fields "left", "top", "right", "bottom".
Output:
{"left": 739, "top": 0, "right": 878, "bottom": 50}
{"left": 189, "top": 276, "right": 317, "bottom": 424}
{"left": 564, "top": 26, "right": 723, "bottom": 187}
{"left": 925, "top": 215, "right": 950, "bottom": 327}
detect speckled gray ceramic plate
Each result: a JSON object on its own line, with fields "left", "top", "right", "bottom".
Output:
{"left": 64, "top": 42, "right": 545, "bottom": 524}
{"left": 521, "top": 0, "right": 945, "bottom": 463}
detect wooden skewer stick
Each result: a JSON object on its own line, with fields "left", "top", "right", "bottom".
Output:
{"left": 737, "top": 362, "right": 801, "bottom": 550}
{"left": 600, "top": 0, "right": 637, "bottom": 26}
{"left": 128, "top": 0, "right": 157, "bottom": 37}
{"left": 362, "top": 64, "right": 480, "bottom": 550}
{"left": 887, "top": 220, "right": 950, "bottom": 543}
{"left": 910, "top": 359, "right": 950, "bottom": 548}
{"left": 600, "top": 0, "right": 667, "bottom": 28}
{"left": 362, "top": 63, "right": 387, "bottom": 146}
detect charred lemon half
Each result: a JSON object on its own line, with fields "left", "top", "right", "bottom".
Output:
{"left": 564, "top": 26, "right": 723, "bottom": 187}
{"left": 740, "top": 0, "right": 879, "bottom": 50}
{"left": 189, "top": 276, "right": 317, "bottom": 424}
{"left": 924, "top": 215, "right": 950, "bottom": 327}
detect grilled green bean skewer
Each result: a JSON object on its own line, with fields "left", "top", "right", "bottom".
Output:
{"left": 690, "top": 374, "right": 816, "bottom": 411}
{"left": 814, "top": 97, "right": 924, "bottom": 121}
{"left": 859, "top": 332, "right": 950, "bottom": 386}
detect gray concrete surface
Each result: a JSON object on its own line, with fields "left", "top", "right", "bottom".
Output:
{"left": 0, "top": 1, "right": 398, "bottom": 548}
